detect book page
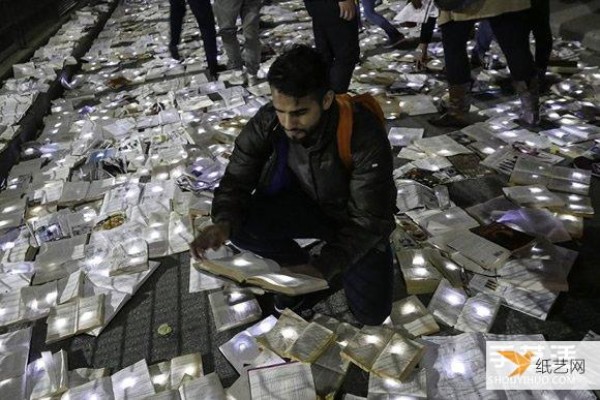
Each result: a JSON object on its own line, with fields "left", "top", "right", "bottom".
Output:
{"left": 427, "top": 279, "right": 468, "bottom": 327}
{"left": 286, "top": 321, "right": 335, "bottom": 363}
{"left": 208, "top": 289, "right": 262, "bottom": 332}
{"left": 248, "top": 272, "right": 329, "bottom": 296}
{"left": 341, "top": 326, "right": 395, "bottom": 371}
{"left": 169, "top": 353, "right": 203, "bottom": 389}
{"left": 178, "top": 373, "right": 226, "bottom": 400}
{"left": 447, "top": 230, "right": 511, "bottom": 271}
{"left": 111, "top": 359, "right": 156, "bottom": 400}
{"left": 371, "top": 333, "right": 425, "bottom": 381}
{"left": 200, "top": 252, "right": 280, "bottom": 283}
{"left": 256, "top": 309, "right": 309, "bottom": 358}
{"left": 248, "top": 362, "right": 316, "bottom": 400}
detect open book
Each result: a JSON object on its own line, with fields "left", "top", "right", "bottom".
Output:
{"left": 340, "top": 325, "right": 425, "bottom": 381}
{"left": 197, "top": 252, "right": 329, "bottom": 296}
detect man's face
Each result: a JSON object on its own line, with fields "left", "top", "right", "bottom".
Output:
{"left": 271, "top": 88, "right": 334, "bottom": 144}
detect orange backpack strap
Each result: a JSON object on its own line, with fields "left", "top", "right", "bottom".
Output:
{"left": 336, "top": 94, "right": 354, "bottom": 170}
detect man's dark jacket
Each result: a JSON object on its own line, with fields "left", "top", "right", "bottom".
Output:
{"left": 211, "top": 100, "right": 396, "bottom": 279}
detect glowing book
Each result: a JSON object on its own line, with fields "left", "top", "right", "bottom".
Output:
{"left": 341, "top": 325, "right": 425, "bottom": 381}
{"left": 197, "top": 252, "right": 328, "bottom": 296}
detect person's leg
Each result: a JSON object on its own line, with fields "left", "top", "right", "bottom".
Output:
{"left": 169, "top": 0, "right": 186, "bottom": 58}
{"left": 441, "top": 20, "right": 474, "bottom": 85}
{"left": 305, "top": 1, "right": 334, "bottom": 73}
{"left": 306, "top": 1, "right": 359, "bottom": 94}
{"left": 489, "top": 10, "right": 538, "bottom": 125}
{"left": 230, "top": 188, "right": 336, "bottom": 266}
{"left": 213, "top": 0, "right": 244, "bottom": 70}
{"left": 186, "top": 0, "right": 219, "bottom": 72}
{"left": 240, "top": 0, "right": 262, "bottom": 76}
{"left": 472, "top": 19, "right": 494, "bottom": 61}
{"left": 343, "top": 243, "right": 394, "bottom": 325}
{"left": 419, "top": 17, "right": 436, "bottom": 44}
{"left": 530, "top": 0, "right": 552, "bottom": 76}
{"left": 360, "top": 0, "right": 403, "bottom": 42}
{"left": 430, "top": 20, "right": 474, "bottom": 128}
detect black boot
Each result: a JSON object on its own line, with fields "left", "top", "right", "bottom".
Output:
{"left": 429, "top": 83, "right": 472, "bottom": 128}
{"left": 514, "top": 77, "right": 540, "bottom": 127}
{"left": 169, "top": 44, "right": 181, "bottom": 61}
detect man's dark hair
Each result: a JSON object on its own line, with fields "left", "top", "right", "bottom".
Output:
{"left": 267, "top": 45, "right": 330, "bottom": 101}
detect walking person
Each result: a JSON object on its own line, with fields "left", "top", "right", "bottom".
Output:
{"left": 169, "top": 0, "right": 220, "bottom": 78}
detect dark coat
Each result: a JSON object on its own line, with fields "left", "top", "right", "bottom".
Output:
{"left": 211, "top": 100, "right": 396, "bottom": 277}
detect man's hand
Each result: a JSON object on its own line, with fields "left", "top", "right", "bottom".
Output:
{"left": 282, "top": 264, "right": 325, "bottom": 280}
{"left": 189, "top": 222, "right": 231, "bottom": 260}
{"left": 411, "top": 0, "right": 423, "bottom": 8}
{"left": 338, "top": 0, "right": 356, "bottom": 21}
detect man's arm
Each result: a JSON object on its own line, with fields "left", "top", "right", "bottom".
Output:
{"left": 191, "top": 106, "right": 275, "bottom": 257}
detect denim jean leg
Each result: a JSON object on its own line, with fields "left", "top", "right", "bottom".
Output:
{"left": 361, "top": 0, "right": 402, "bottom": 40}
{"left": 214, "top": 0, "right": 243, "bottom": 69}
{"left": 240, "top": 0, "right": 262, "bottom": 75}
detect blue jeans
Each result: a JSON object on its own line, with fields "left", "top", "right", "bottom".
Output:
{"left": 360, "top": 0, "right": 402, "bottom": 41}
{"left": 230, "top": 187, "right": 394, "bottom": 325}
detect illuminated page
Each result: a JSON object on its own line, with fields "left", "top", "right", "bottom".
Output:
{"left": 256, "top": 309, "right": 309, "bottom": 358}
{"left": 208, "top": 289, "right": 262, "bottom": 332}
{"left": 341, "top": 326, "right": 395, "bottom": 372}
{"left": 219, "top": 316, "right": 283, "bottom": 375}
{"left": 446, "top": 230, "right": 511, "bottom": 271}
{"left": 178, "top": 373, "right": 226, "bottom": 400}
{"left": 247, "top": 272, "right": 329, "bottom": 296}
{"left": 368, "top": 368, "right": 427, "bottom": 399}
{"left": 61, "top": 377, "right": 113, "bottom": 400}
{"left": 248, "top": 362, "right": 316, "bottom": 400}
{"left": 286, "top": 322, "right": 336, "bottom": 363}
{"left": 427, "top": 279, "right": 468, "bottom": 327}
{"left": 371, "top": 333, "right": 425, "bottom": 381}
{"left": 111, "top": 359, "right": 155, "bottom": 400}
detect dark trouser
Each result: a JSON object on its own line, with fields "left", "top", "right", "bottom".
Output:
{"left": 419, "top": 17, "right": 436, "bottom": 44}
{"left": 441, "top": 10, "right": 535, "bottom": 85}
{"left": 530, "top": 0, "right": 552, "bottom": 75}
{"left": 169, "top": 0, "right": 218, "bottom": 69}
{"left": 230, "top": 188, "right": 394, "bottom": 326}
{"left": 360, "top": 0, "right": 402, "bottom": 40}
{"left": 472, "top": 19, "right": 494, "bottom": 58}
{"left": 304, "top": 0, "right": 360, "bottom": 94}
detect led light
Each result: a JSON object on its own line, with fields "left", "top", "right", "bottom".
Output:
{"left": 412, "top": 254, "right": 425, "bottom": 266}
{"left": 389, "top": 344, "right": 405, "bottom": 354}
{"left": 535, "top": 196, "right": 550, "bottom": 201}
{"left": 152, "top": 374, "right": 167, "bottom": 385}
{"left": 446, "top": 293, "right": 463, "bottom": 306}
{"left": 55, "top": 318, "right": 68, "bottom": 329}
{"left": 401, "top": 303, "right": 417, "bottom": 315}
{"left": 121, "top": 377, "right": 136, "bottom": 389}
{"left": 450, "top": 358, "right": 466, "bottom": 374}
{"left": 80, "top": 311, "right": 94, "bottom": 322}
{"left": 364, "top": 335, "right": 380, "bottom": 344}
{"left": 414, "top": 267, "right": 429, "bottom": 277}
{"left": 475, "top": 305, "right": 491, "bottom": 317}
{"left": 281, "top": 327, "right": 298, "bottom": 340}
{"left": 229, "top": 291, "right": 243, "bottom": 302}
{"left": 529, "top": 187, "right": 543, "bottom": 193}
{"left": 45, "top": 292, "right": 57, "bottom": 304}
{"left": 233, "top": 258, "right": 252, "bottom": 267}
